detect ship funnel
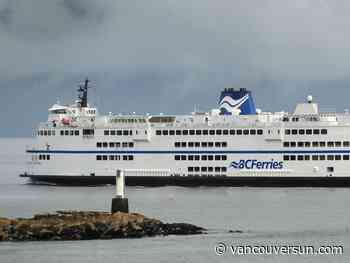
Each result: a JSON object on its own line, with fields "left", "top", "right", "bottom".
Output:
{"left": 218, "top": 88, "right": 256, "bottom": 115}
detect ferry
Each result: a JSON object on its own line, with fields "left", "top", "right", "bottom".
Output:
{"left": 20, "top": 79, "right": 350, "bottom": 186}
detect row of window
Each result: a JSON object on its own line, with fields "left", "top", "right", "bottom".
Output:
{"left": 96, "top": 155, "right": 134, "bottom": 161}
{"left": 104, "top": 130, "right": 133, "bottom": 136}
{"left": 188, "top": 166, "right": 227, "bottom": 172}
{"left": 96, "top": 142, "right": 134, "bottom": 148}
{"left": 38, "top": 130, "right": 56, "bottom": 136}
{"left": 174, "top": 141, "right": 227, "bottom": 148}
{"left": 39, "top": 154, "right": 50, "bottom": 160}
{"left": 60, "top": 130, "right": 80, "bottom": 136}
{"left": 174, "top": 155, "right": 227, "bottom": 161}
{"left": 283, "top": 155, "right": 350, "bottom": 161}
{"left": 285, "top": 129, "right": 327, "bottom": 135}
{"left": 156, "top": 129, "right": 264, "bottom": 136}
{"left": 283, "top": 141, "right": 350, "bottom": 148}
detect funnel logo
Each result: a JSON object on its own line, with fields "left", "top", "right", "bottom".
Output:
{"left": 230, "top": 159, "right": 283, "bottom": 170}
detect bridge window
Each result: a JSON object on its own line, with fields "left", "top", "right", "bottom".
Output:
{"left": 215, "top": 142, "right": 221, "bottom": 147}
{"left": 221, "top": 155, "right": 227, "bottom": 161}
{"left": 122, "top": 142, "right": 128, "bottom": 148}
{"left": 215, "top": 155, "right": 221, "bottom": 161}
{"left": 110, "top": 130, "right": 115, "bottom": 136}
{"left": 181, "top": 155, "right": 186, "bottom": 161}
{"left": 129, "top": 142, "right": 134, "bottom": 148}
{"left": 194, "top": 142, "right": 200, "bottom": 147}
{"left": 123, "top": 130, "right": 129, "bottom": 136}
{"left": 182, "top": 130, "right": 188, "bottom": 135}
{"left": 188, "top": 155, "right": 194, "bottom": 161}
{"left": 117, "top": 130, "right": 122, "bottom": 136}
{"left": 102, "top": 155, "right": 108, "bottom": 160}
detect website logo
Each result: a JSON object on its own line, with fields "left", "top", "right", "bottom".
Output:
{"left": 230, "top": 159, "right": 283, "bottom": 170}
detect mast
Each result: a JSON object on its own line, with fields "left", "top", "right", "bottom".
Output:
{"left": 77, "top": 78, "right": 90, "bottom": 108}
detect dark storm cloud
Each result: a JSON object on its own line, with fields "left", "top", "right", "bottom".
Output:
{"left": 1, "top": 0, "right": 350, "bottom": 136}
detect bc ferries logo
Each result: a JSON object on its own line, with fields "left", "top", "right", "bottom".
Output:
{"left": 230, "top": 159, "right": 283, "bottom": 170}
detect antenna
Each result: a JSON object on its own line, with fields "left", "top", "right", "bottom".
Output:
{"left": 77, "top": 78, "right": 91, "bottom": 108}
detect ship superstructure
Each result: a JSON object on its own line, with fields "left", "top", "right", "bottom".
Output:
{"left": 21, "top": 79, "right": 350, "bottom": 186}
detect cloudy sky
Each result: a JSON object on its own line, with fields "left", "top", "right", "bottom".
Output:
{"left": 1, "top": 0, "right": 350, "bottom": 136}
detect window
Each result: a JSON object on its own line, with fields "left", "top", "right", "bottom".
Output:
{"left": 304, "top": 142, "right": 311, "bottom": 148}
{"left": 327, "top": 141, "right": 334, "bottom": 147}
{"left": 208, "top": 167, "right": 213, "bottom": 172}
{"left": 194, "top": 155, "right": 200, "bottom": 161}
{"left": 208, "top": 142, "right": 214, "bottom": 147}
{"left": 312, "top": 141, "right": 319, "bottom": 147}
{"left": 320, "top": 141, "right": 326, "bottom": 147}
{"left": 196, "top": 130, "right": 202, "bottom": 135}
{"left": 188, "top": 167, "right": 194, "bottom": 172}
{"left": 298, "top": 142, "right": 304, "bottom": 147}
{"left": 103, "top": 142, "right": 108, "bottom": 148}
{"left": 123, "top": 155, "right": 128, "bottom": 161}
{"left": 216, "top": 130, "right": 222, "bottom": 135}
{"left": 208, "top": 155, "right": 213, "bottom": 161}
{"left": 290, "top": 142, "right": 296, "bottom": 147}
{"left": 129, "top": 142, "right": 134, "bottom": 148}
{"left": 162, "top": 130, "right": 168, "bottom": 136}
{"left": 65, "top": 130, "right": 69, "bottom": 136}
{"left": 343, "top": 155, "right": 350, "bottom": 160}
{"left": 283, "top": 155, "right": 290, "bottom": 161}
{"left": 292, "top": 129, "right": 297, "bottom": 135}
{"left": 109, "top": 155, "right": 115, "bottom": 161}
{"left": 122, "top": 142, "right": 128, "bottom": 148}
{"left": 215, "top": 167, "right": 221, "bottom": 172}
{"left": 201, "top": 155, "right": 207, "bottom": 161}
{"left": 257, "top": 129, "right": 263, "bottom": 135}
{"left": 183, "top": 130, "right": 188, "bottom": 135}
{"left": 46, "top": 155, "right": 50, "bottom": 160}
{"left": 175, "top": 142, "right": 180, "bottom": 147}
{"left": 97, "top": 142, "right": 102, "bottom": 148}
{"left": 203, "top": 130, "right": 208, "bottom": 135}
{"left": 156, "top": 130, "right": 161, "bottom": 135}
{"left": 110, "top": 130, "right": 116, "bottom": 136}
{"left": 223, "top": 130, "right": 229, "bottom": 135}
{"left": 243, "top": 130, "right": 249, "bottom": 135}
{"left": 123, "top": 130, "right": 129, "bottom": 136}
{"left": 181, "top": 142, "right": 186, "bottom": 147}
{"left": 327, "top": 155, "right": 334, "bottom": 161}
{"left": 297, "top": 155, "right": 304, "bottom": 161}
{"left": 117, "top": 130, "right": 122, "bottom": 136}
{"left": 306, "top": 129, "right": 313, "bottom": 135}
{"left": 343, "top": 141, "right": 350, "bottom": 147}
{"left": 181, "top": 155, "right": 186, "bottom": 161}
{"left": 313, "top": 129, "right": 320, "bottom": 135}
{"left": 283, "top": 142, "right": 290, "bottom": 147}
{"left": 115, "top": 142, "right": 121, "bottom": 148}
{"left": 299, "top": 129, "right": 305, "bottom": 135}
{"left": 96, "top": 155, "right": 102, "bottom": 160}
{"left": 104, "top": 130, "right": 110, "bottom": 136}
{"left": 215, "top": 155, "right": 221, "bottom": 161}
{"left": 202, "top": 142, "right": 207, "bottom": 147}
{"left": 47, "top": 130, "right": 51, "bottom": 136}
{"left": 221, "top": 167, "right": 227, "bottom": 172}
{"left": 319, "top": 155, "right": 326, "bottom": 161}
{"left": 304, "top": 155, "right": 310, "bottom": 161}
{"left": 83, "top": 129, "right": 94, "bottom": 136}
{"left": 215, "top": 142, "right": 221, "bottom": 147}
{"left": 236, "top": 130, "right": 242, "bottom": 135}
{"left": 290, "top": 155, "right": 296, "bottom": 161}
{"left": 230, "top": 129, "right": 235, "bottom": 135}
{"left": 201, "top": 167, "right": 207, "bottom": 172}
{"left": 321, "top": 129, "right": 327, "bottom": 135}
{"left": 285, "top": 129, "right": 290, "bottom": 135}
{"left": 43, "top": 130, "right": 48, "bottom": 136}
{"left": 250, "top": 129, "right": 256, "bottom": 135}
{"left": 128, "top": 155, "right": 134, "bottom": 161}
{"left": 189, "top": 130, "right": 195, "bottom": 135}
{"left": 221, "top": 155, "right": 227, "bottom": 161}
{"left": 335, "top": 155, "right": 341, "bottom": 161}
{"left": 188, "top": 155, "right": 194, "bottom": 161}
{"left": 109, "top": 142, "right": 115, "bottom": 148}
{"left": 102, "top": 155, "right": 108, "bottom": 160}
{"left": 176, "top": 130, "right": 181, "bottom": 135}
{"left": 188, "top": 142, "right": 194, "bottom": 147}
{"left": 75, "top": 130, "right": 79, "bottom": 136}
{"left": 327, "top": 167, "right": 334, "bottom": 173}
{"left": 194, "top": 167, "right": 200, "bottom": 172}
{"left": 312, "top": 155, "right": 318, "bottom": 161}
{"left": 70, "top": 130, "right": 74, "bottom": 136}
{"left": 222, "top": 142, "right": 227, "bottom": 147}
{"left": 335, "top": 141, "right": 342, "bottom": 147}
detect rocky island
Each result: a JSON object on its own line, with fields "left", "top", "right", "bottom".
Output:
{"left": 0, "top": 211, "right": 205, "bottom": 241}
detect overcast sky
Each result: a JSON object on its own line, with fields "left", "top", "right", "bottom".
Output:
{"left": 1, "top": 0, "right": 350, "bottom": 136}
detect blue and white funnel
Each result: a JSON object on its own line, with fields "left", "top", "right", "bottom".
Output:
{"left": 219, "top": 88, "right": 256, "bottom": 115}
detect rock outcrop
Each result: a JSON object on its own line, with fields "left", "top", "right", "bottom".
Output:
{"left": 0, "top": 211, "right": 205, "bottom": 241}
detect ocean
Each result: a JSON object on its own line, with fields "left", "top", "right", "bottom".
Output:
{"left": 0, "top": 138, "right": 349, "bottom": 262}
